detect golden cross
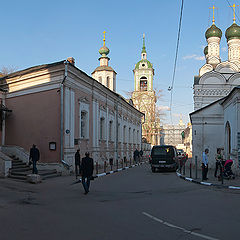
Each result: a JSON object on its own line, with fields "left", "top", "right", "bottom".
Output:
{"left": 230, "top": 3, "right": 239, "bottom": 23}
{"left": 209, "top": 5, "right": 217, "bottom": 24}
{"left": 103, "top": 31, "right": 106, "bottom": 46}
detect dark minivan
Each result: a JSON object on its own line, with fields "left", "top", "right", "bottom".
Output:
{"left": 150, "top": 145, "right": 178, "bottom": 172}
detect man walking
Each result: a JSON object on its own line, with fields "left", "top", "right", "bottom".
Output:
{"left": 29, "top": 144, "right": 40, "bottom": 174}
{"left": 134, "top": 149, "right": 140, "bottom": 163}
{"left": 80, "top": 152, "right": 94, "bottom": 195}
{"left": 75, "top": 149, "right": 81, "bottom": 179}
{"left": 202, "top": 148, "right": 209, "bottom": 181}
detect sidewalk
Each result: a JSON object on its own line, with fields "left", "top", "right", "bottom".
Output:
{"left": 177, "top": 159, "right": 240, "bottom": 189}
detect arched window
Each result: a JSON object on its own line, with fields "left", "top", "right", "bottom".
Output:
{"left": 100, "top": 117, "right": 105, "bottom": 140}
{"left": 99, "top": 76, "right": 102, "bottom": 84}
{"left": 80, "top": 111, "right": 88, "bottom": 138}
{"left": 133, "top": 129, "right": 136, "bottom": 144}
{"left": 140, "top": 76, "right": 148, "bottom": 91}
{"left": 106, "top": 76, "right": 110, "bottom": 88}
{"left": 225, "top": 121, "right": 231, "bottom": 158}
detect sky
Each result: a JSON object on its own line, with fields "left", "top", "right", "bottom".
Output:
{"left": 0, "top": 0, "right": 238, "bottom": 125}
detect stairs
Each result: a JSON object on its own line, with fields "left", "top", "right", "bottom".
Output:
{"left": 9, "top": 155, "right": 61, "bottom": 181}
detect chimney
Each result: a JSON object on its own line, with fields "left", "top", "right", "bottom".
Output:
{"left": 67, "top": 57, "right": 75, "bottom": 65}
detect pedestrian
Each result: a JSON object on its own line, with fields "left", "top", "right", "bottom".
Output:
{"left": 75, "top": 149, "right": 81, "bottom": 179}
{"left": 139, "top": 149, "right": 143, "bottom": 162}
{"left": 202, "top": 148, "right": 209, "bottom": 181}
{"left": 133, "top": 149, "right": 139, "bottom": 163}
{"left": 214, "top": 148, "right": 223, "bottom": 178}
{"left": 80, "top": 152, "right": 94, "bottom": 195}
{"left": 29, "top": 144, "right": 40, "bottom": 174}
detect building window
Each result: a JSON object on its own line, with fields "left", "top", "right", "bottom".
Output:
{"left": 100, "top": 117, "right": 105, "bottom": 140}
{"left": 137, "top": 130, "right": 139, "bottom": 144}
{"left": 99, "top": 76, "right": 102, "bottom": 84}
{"left": 107, "top": 76, "right": 110, "bottom": 88}
{"left": 129, "top": 127, "right": 131, "bottom": 143}
{"left": 140, "top": 76, "right": 147, "bottom": 91}
{"left": 133, "top": 129, "right": 136, "bottom": 144}
{"left": 123, "top": 125, "right": 126, "bottom": 143}
{"left": 109, "top": 121, "right": 113, "bottom": 141}
{"left": 80, "top": 111, "right": 88, "bottom": 138}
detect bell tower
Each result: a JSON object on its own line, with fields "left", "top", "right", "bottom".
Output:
{"left": 132, "top": 34, "right": 159, "bottom": 145}
{"left": 92, "top": 31, "right": 117, "bottom": 92}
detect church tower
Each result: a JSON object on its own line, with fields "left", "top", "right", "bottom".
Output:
{"left": 92, "top": 31, "right": 117, "bottom": 92}
{"left": 204, "top": 6, "right": 222, "bottom": 66}
{"left": 132, "top": 34, "right": 159, "bottom": 145}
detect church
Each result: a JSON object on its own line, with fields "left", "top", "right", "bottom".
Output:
{"left": 131, "top": 34, "right": 161, "bottom": 146}
{"left": 191, "top": 6, "right": 240, "bottom": 173}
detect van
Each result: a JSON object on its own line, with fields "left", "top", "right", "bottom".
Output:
{"left": 150, "top": 145, "right": 178, "bottom": 172}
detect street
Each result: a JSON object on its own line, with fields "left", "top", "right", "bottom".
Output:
{"left": 0, "top": 163, "right": 239, "bottom": 240}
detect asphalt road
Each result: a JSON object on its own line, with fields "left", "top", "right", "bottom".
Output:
{"left": 0, "top": 163, "right": 240, "bottom": 240}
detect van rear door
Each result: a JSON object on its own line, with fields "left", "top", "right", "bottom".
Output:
{"left": 151, "top": 146, "right": 175, "bottom": 164}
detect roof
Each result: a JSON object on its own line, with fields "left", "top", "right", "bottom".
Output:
{"left": 135, "top": 59, "right": 153, "bottom": 70}
{"left": 190, "top": 97, "right": 226, "bottom": 116}
{"left": 220, "top": 86, "right": 240, "bottom": 105}
{"left": 0, "top": 61, "right": 65, "bottom": 81}
{"left": 91, "top": 65, "right": 116, "bottom": 74}
{"left": 0, "top": 59, "right": 143, "bottom": 116}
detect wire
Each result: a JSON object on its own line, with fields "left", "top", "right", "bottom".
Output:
{"left": 169, "top": 0, "right": 184, "bottom": 123}
{"left": 225, "top": 0, "right": 240, "bottom": 22}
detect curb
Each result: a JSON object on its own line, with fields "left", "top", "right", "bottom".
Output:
{"left": 176, "top": 172, "right": 240, "bottom": 190}
{"left": 72, "top": 162, "right": 146, "bottom": 185}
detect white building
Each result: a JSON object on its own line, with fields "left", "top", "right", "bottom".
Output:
{"left": 194, "top": 15, "right": 240, "bottom": 110}
{"left": 191, "top": 11, "right": 240, "bottom": 173}
{"left": 160, "top": 119, "right": 185, "bottom": 147}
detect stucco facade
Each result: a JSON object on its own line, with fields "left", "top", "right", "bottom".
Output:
{"left": 0, "top": 59, "right": 143, "bottom": 170}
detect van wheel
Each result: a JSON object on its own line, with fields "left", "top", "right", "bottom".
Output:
{"left": 152, "top": 167, "right": 156, "bottom": 173}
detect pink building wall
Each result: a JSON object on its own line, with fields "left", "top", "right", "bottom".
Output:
{"left": 5, "top": 89, "right": 61, "bottom": 163}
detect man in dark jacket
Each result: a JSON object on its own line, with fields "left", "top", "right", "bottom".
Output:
{"left": 134, "top": 149, "right": 140, "bottom": 163}
{"left": 29, "top": 144, "right": 40, "bottom": 174}
{"left": 75, "top": 149, "right": 81, "bottom": 179}
{"left": 80, "top": 152, "right": 94, "bottom": 195}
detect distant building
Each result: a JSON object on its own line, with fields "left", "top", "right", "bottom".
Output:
{"left": 160, "top": 119, "right": 185, "bottom": 147}
{"left": 183, "top": 123, "right": 192, "bottom": 157}
{"left": 132, "top": 34, "right": 161, "bottom": 145}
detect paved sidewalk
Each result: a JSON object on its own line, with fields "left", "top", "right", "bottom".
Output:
{"left": 178, "top": 159, "right": 240, "bottom": 189}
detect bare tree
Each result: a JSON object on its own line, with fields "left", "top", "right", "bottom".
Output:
{"left": 0, "top": 66, "right": 17, "bottom": 76}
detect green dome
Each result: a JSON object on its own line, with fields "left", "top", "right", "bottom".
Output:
{"left": 204, "top": 46, "right": 208, "bottom": 55}
{"left": 205, "top": 24, "right": 222, "bottom": 39}
{"left": 225, "top": 23, "right": 240, "bottom": 41}
{"left": 135, "top": 59, "right": 152, "bottom": 70}
{"left": 99, "top": 45, "right": 110, "bottom": 56}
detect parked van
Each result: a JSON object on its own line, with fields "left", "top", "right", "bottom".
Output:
{"left": 150, "top": 145, "right": 178, "bottom": 172}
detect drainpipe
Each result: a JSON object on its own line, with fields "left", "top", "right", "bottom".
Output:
{"left": 60, "top": 60, "right": 71, "bottom": 169}
{"left": 115, "top": 96, "right": 119, "bottom": 161}
{"left": 1, "top": 92, "right": 6, "bottom": 145}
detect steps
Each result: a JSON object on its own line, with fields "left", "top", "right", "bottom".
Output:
{"left": 8, "top": 155, "right": 61, "bottom": 181}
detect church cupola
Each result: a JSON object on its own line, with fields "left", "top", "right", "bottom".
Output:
{"left": 205, "top": 5, "right": 222, "bottom": 65}
{"left": 225, "top": 4, "right": 240, "bottom": 64}
{"left": 92, "top": 31, "right": 117, "bottom": 92}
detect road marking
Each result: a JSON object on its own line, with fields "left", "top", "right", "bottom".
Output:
{"left": 142, "top": 212, "right": 220, "bottom": 240}
{"left": 200, "top": 182, "right": 212, "bottom": 186}
{"left": 228, "top": 186, "right": 240, "bottom": 190}
{"left": 97, "top": 173, "right": 106, "bottom": 177}
{"left": 185, "top": 177, "right": 193, "bottom": 181}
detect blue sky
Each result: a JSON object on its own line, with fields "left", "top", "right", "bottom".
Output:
{"left": 0, "top": 0, "right": 238, "bottom": 124}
